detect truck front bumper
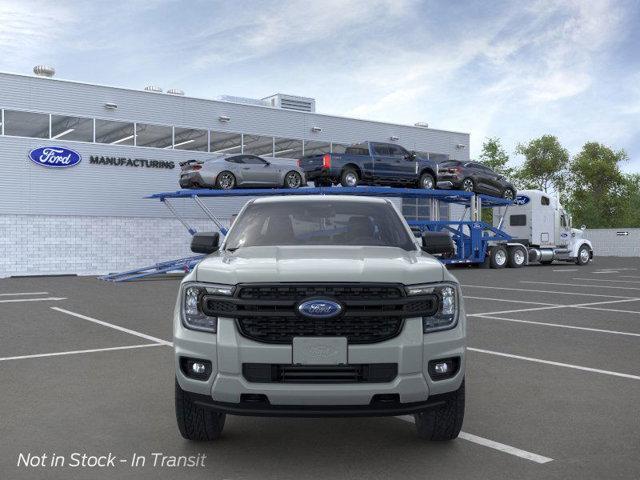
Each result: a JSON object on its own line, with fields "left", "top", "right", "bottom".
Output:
{"left": 175, "top": 316, "right": 466, "bottom": 417}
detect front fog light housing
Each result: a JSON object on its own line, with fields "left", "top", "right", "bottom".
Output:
{"left": 180, "top": 357, "right": 212, "bottom": 380}
{"left": 181, "top": 283, "right": 233, "bottom": 333}
{"left": 407, "top": 283, "right": 458, "bottom": 333}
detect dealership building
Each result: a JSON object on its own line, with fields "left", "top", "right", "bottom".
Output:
{"left": 0, "top": 68, "right": 470, "bottom": 277}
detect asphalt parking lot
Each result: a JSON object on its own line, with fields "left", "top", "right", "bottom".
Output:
{"left": 1, "top": 257, "right": 639, "bottom": 480}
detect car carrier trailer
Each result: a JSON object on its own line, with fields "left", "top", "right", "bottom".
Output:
{"left": 100, "top": 186, "right": 593, "bottom": 282}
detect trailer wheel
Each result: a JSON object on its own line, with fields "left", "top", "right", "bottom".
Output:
{"left": 576, "top": 245, "right": 591, "bottom": 265}
{"left": 490, "top": 245, "right": 507, "bottom": 269}
{"left": 507, "top": 246, "right": 526, "bottom": 268}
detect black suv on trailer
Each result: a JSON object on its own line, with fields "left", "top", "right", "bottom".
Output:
{"left": 436, "top": 160, "right": 516, "bottom": 199}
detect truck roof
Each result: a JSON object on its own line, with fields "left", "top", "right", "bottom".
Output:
{"left": 252, "top": 195, "right": 389, "bottom": 205}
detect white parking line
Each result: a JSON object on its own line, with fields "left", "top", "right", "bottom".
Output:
{"left": 468, "top": 347, "right": 640, "bottom": 381}
{"left": 0, "top": 292, "right": 49, "bottom": 296}
{"left": 464, "top": 296, "right": 558, "bottom": 306}
{"left": 396, "top": 416, "right": 553, "bottom": 464}
{"left": 461, "top": 284, "right": 637, "bottom": 299}
{"left": 0, "top": 343, "right": 163, "bottom": 362}
{"left": 520, "top": 281, "right": 640, "bottom": 291}
{"left": 474, "top": 314, "right": 640, "bottom": 338}
{"left": 573, "top": 278, "right": 640, "bottom": 284}
{"left": 467, "top": 298, "right": 640, "bottom": 318}
{"left": 51, "top": 307, "right": 173, "bottom": 346}
{"left": 0, "top": 297, "right": 67, "bottom": 304}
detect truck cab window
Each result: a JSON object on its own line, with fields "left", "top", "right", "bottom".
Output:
{"left": 373, "top": 144, "right": 390, "bottom": 156}
{"left": 510, "top": 215, "right": 527, "bottom": 226}
{"left": 541, "top": 196, "right": 550, "bottom": 206}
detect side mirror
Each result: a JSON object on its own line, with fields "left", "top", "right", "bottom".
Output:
{"left": 191, "top": 232, "right": 220, "bottom": 254}
{"left": 404, "top": 152, "right": 416, "bottom": 160}
{"left": 581, "top": 225, "right": 586, "bottom": 230}
{"left": 421, "top": 231, "right": 455, "bottom": 257}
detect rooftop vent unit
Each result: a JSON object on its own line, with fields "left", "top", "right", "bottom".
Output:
{"left": 167, "top": 88, "right": 185, "bottom": 96}
{"left": 217, "top": 95, "right": 270, "bottom": 107}
{"left": 262, "top": 93, "right": 316, "bottom": 113}
{"left": 33, "top": 65, "right": 55, "bottom": 78}
{"left": 414, "top": 122, "right": 429, "bottom": 128}
{"left": 144, "top": 85, "right": 163, "bottom": 93}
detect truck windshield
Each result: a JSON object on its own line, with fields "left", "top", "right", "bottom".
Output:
{"left": 225, "top": 200, "right": 416, "bottom": 251}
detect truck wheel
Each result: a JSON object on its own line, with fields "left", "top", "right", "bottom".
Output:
{"left": 415, "top": 379, "right": 465, "bottom": 441}
{"left": 419, "top": 172, "right": 435, "bottom": 189}
{"left": 175, "top": 380, "right": 226, "bottom": 441}
{"left": 341, "top": 168, "right": 359, "bottom": 187}
{"left": 490, "top": 245, "right": 507, "bottom": 269}
{"left": 576, "top": 245, "right": 591, "bottom": 265}
{"left": 507, "top": 246, "right": 526, "bottom": 268}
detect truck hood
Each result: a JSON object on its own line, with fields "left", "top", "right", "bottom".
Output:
{"left": 195, "top": 246, "right": 445, "bottom": 285}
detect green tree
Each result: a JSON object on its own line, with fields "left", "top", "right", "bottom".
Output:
{"left": 619, "top": 174, "right": 640, "bottom": 227}
{"left": 566, "top": 142, "right": 628, "bottom": 228}
{"left": 478, "top": 137, "right": 515, "bottom": 177}
{"left": 515, "top": 135, "right": 569, "bottom": 193}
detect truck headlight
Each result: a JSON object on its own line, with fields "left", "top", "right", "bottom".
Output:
{"left": 406, "top": 283, "right": 459, "bottom": 333}
{"left": 181, "top": 282, "right": 234, "bottom": 333}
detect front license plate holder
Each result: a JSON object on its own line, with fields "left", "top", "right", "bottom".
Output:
{"left": 292, "top": 337, "right": 347, "bottom": 365}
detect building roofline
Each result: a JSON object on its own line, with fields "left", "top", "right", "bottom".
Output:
{"left": 0, "top": 70, "right": 469, "bottom": 137}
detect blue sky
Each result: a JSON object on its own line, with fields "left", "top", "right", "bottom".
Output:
{"left": 1, "top": 0, "right": 639, "bottom": 171}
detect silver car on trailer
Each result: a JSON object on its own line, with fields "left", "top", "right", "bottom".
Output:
{"left": 179, "top": 154, "right": 306, "bottom": 189}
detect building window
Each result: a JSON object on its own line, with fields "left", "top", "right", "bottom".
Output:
{"left": 243, "top": 134, "right": 274, "bottom": 156}
{"left": 50, "top": 114, "right": 94, "bottom": 142}
{"left": 3, "top": 110, "right": 50, "bottom": 139}
{"left": 135, "top": 123, "right": 173, "bottom": 148}
{"left": 95, "top": 119, "right": 135, "bottom": 145}
{"left": 210, "top": 131, "right": 242, "bottom": 154}
{"left": 273, "top": 137, "right": 303, "bottom": 159}
{"left": 173, "top": 127, "right": 208, "bottom": 151}
{"left": 303, "top": 140, "right": 330, "bottom": 156}
{"left": 402, "top": 198, "right": 449, "bottom": 222}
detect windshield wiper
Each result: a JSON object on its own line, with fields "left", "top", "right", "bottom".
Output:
{"left": 225, "top": 246, "right": 241, "bottom": 252}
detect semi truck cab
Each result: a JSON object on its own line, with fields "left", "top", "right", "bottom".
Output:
{"left": 496, "top": 189, "right": 593, "bottom": 265}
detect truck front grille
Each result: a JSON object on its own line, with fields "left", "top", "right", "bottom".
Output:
{"left": 236, "top": 315, "right": 403, "bottom": 344}
{"left": 201, "top": 283, "right": 437, "bottom": 344}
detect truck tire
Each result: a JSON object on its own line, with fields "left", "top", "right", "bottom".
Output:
{"left": 419, "top": 172, "right": 435, "bottom": 190}
{"left": 340, "top": 168, "right": 359, "bottom": 187}
{"left": 175, "top": 380, "right": 226, "bottom": 441}
{"left": 489, "top": 245, "right": 507, "bottom": 268}
{"left": 415, "top": 379, "right": 465, "bottom": 441}
{"left": 507, "top": 246, "right": 526, "bottom": 268}
{"left": 576, "top": 245, "right": 591, "bottom": 265}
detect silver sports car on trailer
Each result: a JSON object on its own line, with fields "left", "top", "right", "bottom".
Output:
{"left": 179, "top": 154, "right": 306, "bottom": 189}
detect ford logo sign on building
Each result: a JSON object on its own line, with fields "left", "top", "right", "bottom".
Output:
{"left": 514, "top": 195, "right": 530, "bottom": 206}
{"left": 28, "top": 146, "right": 82, "bottom": 168}
{"left": 298, "top": 299, "right": 343, "bottom": 319}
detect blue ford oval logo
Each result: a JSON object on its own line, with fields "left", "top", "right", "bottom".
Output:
{"left": 28, "top": 146, "right": 82, "bottom": 168}
{"left": 514, "top": 195, "right": 530, "bottom": 205}
{"left": 298, "top": 299, "right": 342, "bottom": 319}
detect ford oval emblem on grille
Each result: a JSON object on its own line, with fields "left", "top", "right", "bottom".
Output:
{"left": 297, "top": 299, "right": 342, "bottom": 319}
